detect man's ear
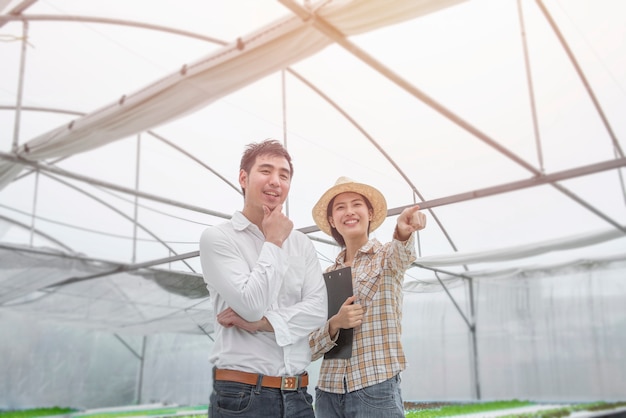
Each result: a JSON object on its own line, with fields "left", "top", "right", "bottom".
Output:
{"left": 239, "top": 169, "right": 247, "bottom": 188}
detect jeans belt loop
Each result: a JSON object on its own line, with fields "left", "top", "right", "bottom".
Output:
{"left": 255, "top": 373, "right": 264, "bottom": 394}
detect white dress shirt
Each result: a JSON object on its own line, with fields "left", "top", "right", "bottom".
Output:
{"left": 199, "top": 211, "right": 327, "bottom": 376}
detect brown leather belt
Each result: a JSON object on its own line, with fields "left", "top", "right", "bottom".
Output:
{"left": 214, "top": 368, "right": 308, "bottom": 391}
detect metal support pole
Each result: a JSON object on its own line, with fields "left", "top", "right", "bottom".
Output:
{"left": 132, "top": 134, "right": 142, "bottom": 263}
{"left": 467, "top": 278, "right": 481, "bottom": 399}
{"left": 517, "top": 0, "right": 545, "bottom": 172}
{"left": 12, "top": 20, "right": 29, "bottom": 152}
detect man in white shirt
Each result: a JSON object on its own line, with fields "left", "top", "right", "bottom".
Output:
{"left": 199, "top": 139, "right": 327, "bottom": 418}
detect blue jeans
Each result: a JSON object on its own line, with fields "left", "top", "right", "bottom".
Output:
{"left": 209, "top": 380, "right": 314, "bottom": 417}
{"left": 314, "top": 375, "right": 404, "bottom": 418}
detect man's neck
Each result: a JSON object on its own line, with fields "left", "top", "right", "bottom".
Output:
{"left": 241, "top": 206, "right": 263, "bottom": 230}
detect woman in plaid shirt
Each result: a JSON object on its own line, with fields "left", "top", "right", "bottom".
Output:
{"left": 310, "top": 177, "right": 426, "bottom": 418}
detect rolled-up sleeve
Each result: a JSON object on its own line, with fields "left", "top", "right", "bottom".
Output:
{"left": 309, "top": 320, "right": 339, "bottom": 361}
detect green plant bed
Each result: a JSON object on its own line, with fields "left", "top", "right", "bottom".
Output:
{"left": 0, "top": 407, "right": 76, "bottom": 418}
{"left": 74, "top": 405, "right": 207, "bottom": 418}
{"left": 2, "top": 401, "right": 625, "bottom": 418}
{"left": 498, "top": 401, "right": 626, "bottom": 418}
{"left": 0, "top": 405, "right": 207, "bottom": 418}
{"left": 404, "top": 400, "right": 533, "bottom": 417}
{"left": 404, "top": 400, "right": 626, "bottom": 418}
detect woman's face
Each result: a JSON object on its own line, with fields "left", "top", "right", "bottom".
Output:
{"left": 328, "top": 192, "right": 373, "bottom": 240}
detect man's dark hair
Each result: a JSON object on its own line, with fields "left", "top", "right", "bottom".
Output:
{"left": 240, "top": 139, "right": 294, "bottom": 197}
{"left": 326, "top": 194, "right": 374, "bottom": 247}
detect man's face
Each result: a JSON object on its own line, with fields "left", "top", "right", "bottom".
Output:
{"left": 239, "top": 153, "right": 291, "bottom": 211}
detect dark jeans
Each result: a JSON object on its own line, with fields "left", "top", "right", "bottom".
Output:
{"left": 209, "top": 379, "right": 314, "bottom": 418}
{"left": 314, "top": 374, "right": 404, "bottom": 418}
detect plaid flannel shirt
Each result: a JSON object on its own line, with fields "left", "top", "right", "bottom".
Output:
{"left": 309, "top": 232, "right": 416, "bottom": 393}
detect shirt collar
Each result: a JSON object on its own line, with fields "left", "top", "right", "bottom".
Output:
{"left": 336, "top": 238, "right": 382, "bottom": 266}
{"left": 231, "top": 211, "right": 249, "bottom": 230}
{"left": 231, "top": 211, "right": 263, "bottom": 236}
{"left": 360, "top": 238, "right": 381, "bottom": 254}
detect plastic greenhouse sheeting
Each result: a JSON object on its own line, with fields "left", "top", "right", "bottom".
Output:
{"left": 1, "top": 0, "right": 626, "bottom": 410}
{"left": 1, "top": 255, "right": 625, "bottom": 408}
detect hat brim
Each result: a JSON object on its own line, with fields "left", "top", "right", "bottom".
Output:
{"left": 312, "top": 181, "right": 387, "bottom": 236}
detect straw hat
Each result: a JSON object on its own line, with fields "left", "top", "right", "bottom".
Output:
{"left": 312, "top": 176, "right": 387, "bottom": 236}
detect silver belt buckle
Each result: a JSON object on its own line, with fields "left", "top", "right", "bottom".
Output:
{"left": 281, "top": 376, "right": 298, "bottom": 391}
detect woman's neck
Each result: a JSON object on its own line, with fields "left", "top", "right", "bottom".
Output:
{"left": 343, "top": 235, "right": 369, "bottom": 266}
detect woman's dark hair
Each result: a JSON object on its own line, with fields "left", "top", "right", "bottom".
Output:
{"left": 239, "top": 139, "right": 293, "bottom": 197}
{"left": 327, "top": 193, "right": 374, "bottom": 247}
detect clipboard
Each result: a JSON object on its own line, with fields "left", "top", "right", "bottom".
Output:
{"left": 323, "top": 266, "right": 353, "bottom": 359}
